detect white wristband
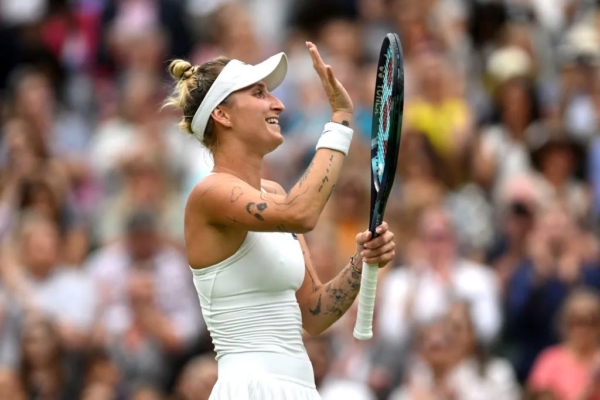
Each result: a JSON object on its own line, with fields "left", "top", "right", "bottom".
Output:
{"left": 315, "top": 122, "right": 354, "bottom": 156}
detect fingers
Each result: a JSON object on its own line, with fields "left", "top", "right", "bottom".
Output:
{"left": 362, "top": 241, "right": 395, "bottom": 263}
{"left": 364, "top": 230, "right": 394, "bottom": 251}
{"left": 307, "top": 42, "right": 332, "bottom": 89}
{"left": 306, "top": 42, "right": 327, "bottom": 75}
{"left": 355, "top": 230, "right": 372, "bottom": 246}
{"left": 375, "top": 221, "right": 389, "bottom": 235}
{"left": 326, "top": 65, "right": 337, "bottom": 87}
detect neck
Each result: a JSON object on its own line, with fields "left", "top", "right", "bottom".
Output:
{"left": 506, "top": 120, "right": 527, "bottom": 138}
{"left": 213, "top": 146, "right": 263, "bottom": 190}
{"left": 431, "top": 364, "right": 449, "bottom": 382}
{"left": 544, "top": 172, "right": 567, "bottom": 189}
{"left": 567, "top": 341, "right": 597, "bottom": 362}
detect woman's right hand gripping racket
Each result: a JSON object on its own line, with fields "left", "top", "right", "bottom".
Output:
{"left": 353, "top": 33, "right": 405, "bottom": 341}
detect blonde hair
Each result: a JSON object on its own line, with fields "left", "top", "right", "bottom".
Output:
{"left": 164, "top": 57, "right": 231, "bottom": 151}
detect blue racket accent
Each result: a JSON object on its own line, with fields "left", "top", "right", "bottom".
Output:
{"left": 372, "top": 45, "right": 394, "bottom": 188}
{"left": 355, "top": 32, "right": 404, "bottom": 341}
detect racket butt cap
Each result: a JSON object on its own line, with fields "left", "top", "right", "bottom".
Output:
{"left": 353, "top": 329, "right": 373, "bottom": 341}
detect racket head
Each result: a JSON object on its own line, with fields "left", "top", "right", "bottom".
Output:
{"left": 369, "top": 33, "right": 405, "bottom": 234}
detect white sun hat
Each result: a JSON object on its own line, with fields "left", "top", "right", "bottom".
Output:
{"left": 190, "top": 52, "right": 288, "bottom": 141}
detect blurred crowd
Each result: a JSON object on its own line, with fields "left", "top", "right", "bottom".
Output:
{"left": 1, "top": 0, "right": 600, "bottom": 399}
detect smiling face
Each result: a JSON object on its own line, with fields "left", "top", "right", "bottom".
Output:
{"left": 213, "top": 81, "right": 285, "bottom": 155}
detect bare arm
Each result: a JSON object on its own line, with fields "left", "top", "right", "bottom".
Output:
{"left": 188, "top": 42, "right": 353, "bottom": 233}
{"left": 259, "top": 180, "right": 395, "bottom": 334}
{"left": 190, "top": 144, "right": 346, "bottom": 233}
{"left": 296, "top": 225, "right": 395, "bottom": 335}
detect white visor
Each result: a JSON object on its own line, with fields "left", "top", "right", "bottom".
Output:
{"left": 190, "top": 52, "right": 288, "bottom": 141}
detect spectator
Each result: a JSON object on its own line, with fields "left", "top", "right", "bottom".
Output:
{"left": 378, "top": 205, "right": 502, "bottom": 350}
{"left": 171, "top": 354, "right": 217, "bottom": 400}
{"left": 85, "top": 209, "right": 203, "bottom": 362}
{"left": 19, "top": 314, "right": 82, "bottom": 399}
{"left": 445, "top": 301, "right": 521, "bottom": 400}
{"left": 4, "top": 212, "right": 97, "bottom": 350}
{"left": 528, "top": 288, "right": 600, "bottom": 400}
{"left": 507, "top": 203, "right": 600, "bottom": 381}
{"left": 388, "top": 317, "right": 457, "bottom": 400}
{"left": 0, "top": 367, "right": 25, "bottom": 400}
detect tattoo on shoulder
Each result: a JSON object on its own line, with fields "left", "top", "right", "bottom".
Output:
{"left": 230, "top": 186, "right": 243, "bottom": 202}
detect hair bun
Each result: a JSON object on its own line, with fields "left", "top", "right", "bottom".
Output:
{"left": 168, "top": 60, "right": 195, "bottom": 81}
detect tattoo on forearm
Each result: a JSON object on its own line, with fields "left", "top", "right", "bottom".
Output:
{"left": 325, "top": 286, "right": 347, "bottom": 317}
{"left": 309, "top": 294, "right": 322, "bottom": 316}
{"left": 245, "top": 202, "right": 267, "bottom": 221}
{"left": 318, "top": 156, "right": 335, "bottom": 192}
{"left": 299, "top": 161, "right": 314, "bottom": 188}
{"left": 230, "top": 186, "right": 243, "bottom": 202}
{"left": 318, "top": 176, "right": 329, "bottom": 192}
{"left": 276, "top": 224, "right": 287, "bottom": 232}
{"left": 326, "top": 184, "right": 335, "bottom": 201}
{"left": 305, "top": 264, "right": 319, "bottom": 292}
{"left": 259, "top": 188, "right": 308, "bottom": 208}
{"left": 308, "top": 264, "right": 361, "bottom": 318}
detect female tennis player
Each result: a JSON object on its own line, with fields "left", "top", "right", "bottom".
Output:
{"left": 164, "top": 42, "right": 396, "bottom": 399}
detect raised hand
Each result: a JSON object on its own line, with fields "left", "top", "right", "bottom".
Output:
{"left": 306, "top": 41, "right": 353, "bottom": 116}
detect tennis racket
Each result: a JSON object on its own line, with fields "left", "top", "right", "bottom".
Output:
{"left": 353, "top": 33, "right": 404, "bottom": 341}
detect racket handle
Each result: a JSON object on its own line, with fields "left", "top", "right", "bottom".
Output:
{"left": 353, "top": 262, "right": 379, "bottom": 340}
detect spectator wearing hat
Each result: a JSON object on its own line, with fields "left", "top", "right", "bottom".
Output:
{"left": 529, "top": 129, "right": 591, "bottom": 224}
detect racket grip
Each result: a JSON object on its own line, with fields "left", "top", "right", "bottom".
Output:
{"left": 353, "top": 262, "right": 379, "bottom": 340}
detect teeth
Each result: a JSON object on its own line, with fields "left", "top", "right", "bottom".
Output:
{"left": 266, "top": 118, "right": 278, "bottom": 125}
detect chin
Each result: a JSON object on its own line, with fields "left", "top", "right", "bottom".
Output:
{"left": 265, "top": 135, "right": 284, "bottom": 154}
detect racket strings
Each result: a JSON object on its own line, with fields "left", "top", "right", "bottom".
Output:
{"left": 373, "top": 46, "right": 394, "bottom": 183}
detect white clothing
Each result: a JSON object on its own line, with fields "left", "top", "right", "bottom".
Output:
{"left": 378, "top": 259, "right": 502, "bottom": 347}
{"left": 390, "top": 357, "right": 520, "bottom": 400}
{"left": 191, "top": 230, "right": 319, "bottom": 399}
{"left": 25, "top": 267, "right": 97, "bottom": 331}
{"left": 319, "top": 378, "right": 377, "bottom": 400}
{"left": 85, "top": 244, "right": 203, "bottom": 344}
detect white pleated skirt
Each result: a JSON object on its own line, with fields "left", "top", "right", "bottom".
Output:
{"left": 209, "top": 374, "right": 321, "bottom": 400}
{"left": 210, "top": 352, "right": 321, "bottom": 400}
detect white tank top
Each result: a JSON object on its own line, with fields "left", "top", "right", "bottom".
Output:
{"left": 190, "top": 229, "right": 315, "bottom": 387}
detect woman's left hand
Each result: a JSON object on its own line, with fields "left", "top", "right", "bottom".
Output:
{"left": 355, "top": 221, "right": 395, "bottom": 269}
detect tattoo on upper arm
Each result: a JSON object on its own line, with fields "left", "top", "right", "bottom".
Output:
{"left": 227, "top": 216, "right": 242, "bottom": 225}
{"left": 230, "top": 186, "right": 243, "bottom": 202}
{"left": 245, "top": 202, "right": 267, "bottom": 221}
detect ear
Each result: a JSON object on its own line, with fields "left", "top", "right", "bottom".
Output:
{"left": 211, "top": 106, "right": 232, "bottom": 129}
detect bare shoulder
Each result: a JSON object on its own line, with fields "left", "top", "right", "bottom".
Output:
{"left": 260, "top": 179, "right": 287, "bottom": 195}
{"left": 188, "top": 173, "right": 242, "bottom": 205}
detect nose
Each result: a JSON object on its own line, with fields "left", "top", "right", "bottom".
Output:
{"left": 270, "top": 94, "right": 285, "bottom": 114}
